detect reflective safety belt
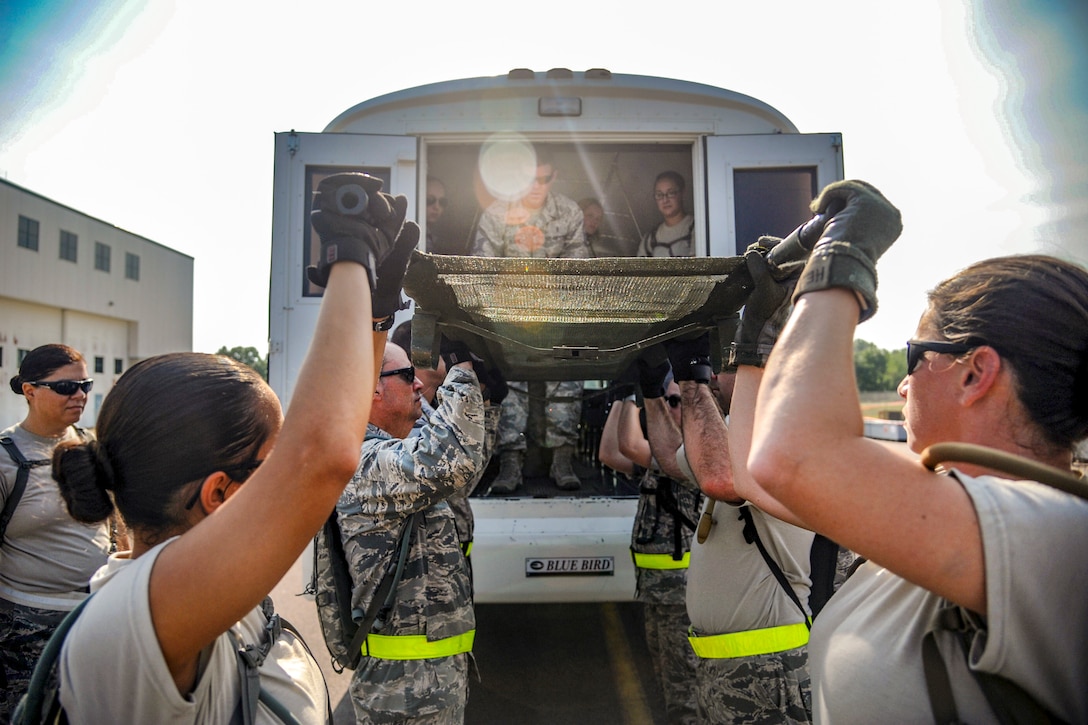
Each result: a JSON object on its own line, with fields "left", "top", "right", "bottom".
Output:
{"left": 631, "top": 550, "right": 690, "bottom": 570}
{"left": 688, "top": 622, "right": 809, "bottom": 659}
{"left": 364, "top": 629, "right": 475, "bottom": 660}
{"left": 461, "top": 540, "right": 473, "bottom": 558}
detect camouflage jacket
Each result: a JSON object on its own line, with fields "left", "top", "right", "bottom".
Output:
{"left": 631, "top": 468, "right": 702, "bottom": 605}
{"left": 337, "top": 366, "right": 486, "bottom": 644}
{"left": 411, "top": 398, "right": 500, "bottom": 547}
{"left": 471, "top": 192, "right": 590, "bottom": 259}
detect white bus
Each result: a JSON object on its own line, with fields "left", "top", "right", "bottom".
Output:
{"left": 269, "top": 68, "right": 844, "bottom": 603}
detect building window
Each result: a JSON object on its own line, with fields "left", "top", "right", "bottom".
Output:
{"left": 18, "top": 216, "right": 39, "bottom": 251}
{"left": 114, "top": 358, "right": 123, "bottom": 374}
{"left": 94, "top": 356, "right": 104, "bottom": 374}
{"left": 59, "top": 230, "right": 78, "bottom": 262}
{"left": 17, "top": 348, "right": 30, "bottom": 366}
{"left": 125, "top": 252, "right": 140, "bottom": 281}
{"left": 95, "top": 242, "right": 111, "bottom": 272}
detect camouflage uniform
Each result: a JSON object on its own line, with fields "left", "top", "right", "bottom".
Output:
{"left": 631, "top": 469, "right": 702, "bottom": 725}
{"left": 0, "top": 598, "right": 67, "bottom": 719}
{"left": 471, "top": 192, "right": 589, "bottom": 260}
{"left": 472, "top": 193, "right": 589, "bottom": 460}
{"left": 495, "top": 381, "right": 583, "bottom": 451}
{"left": 684, "top": 492, "right": 815, "bottom": 724}
{"left": 339, "top": 366, "right": 487, "bottom": 724}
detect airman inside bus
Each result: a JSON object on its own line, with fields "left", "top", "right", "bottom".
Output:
{"left": 472, "top": 147, "right": 589, "bottom": 492}
{"left": 640, "top": 171, "right": 696, "bottom": 257}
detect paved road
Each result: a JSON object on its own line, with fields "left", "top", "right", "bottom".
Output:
{"left": 271, "top": 556, "right": 666, "bottom": 724}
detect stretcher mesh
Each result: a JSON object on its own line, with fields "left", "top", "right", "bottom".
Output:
{"left": 402, "top": 252, "right": 752, "bottom": 381}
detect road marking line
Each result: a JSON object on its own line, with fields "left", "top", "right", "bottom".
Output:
{"left": 600, "top": 602, "right": 654, "bottom": 725}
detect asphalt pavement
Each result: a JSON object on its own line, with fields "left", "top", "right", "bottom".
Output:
{"left": 271, "top": 555, "right": 666, "bottom": 724}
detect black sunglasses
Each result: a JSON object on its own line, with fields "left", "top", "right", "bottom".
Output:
{"left": 906, "top": 340, "right": 973, "bottom": 375}
{"left": 379, "top": 366, "right": 416, "bottom": 384}
{"left": 666, "top": 394, "right": 681, "bottom": 409}
{"left": 426, "top": 195, "right": 448, "bottom": 209}
{"left": 183, "top": 459, "right": 265, "bottom": 510}
{"left": 30, "top": 378, "right": 94, "bottom": 396}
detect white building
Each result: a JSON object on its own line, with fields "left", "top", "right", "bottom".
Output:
{"left": 1, "top": 178, "right": 193, "bottom": 427}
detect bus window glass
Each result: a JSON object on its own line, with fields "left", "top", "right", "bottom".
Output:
{"left": 732, "top": 168, "right": 817, "bottom": 255}
{"left": 303, "top": 166, "right": 391, "bottom": 297}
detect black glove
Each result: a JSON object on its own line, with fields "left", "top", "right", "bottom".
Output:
{"left": 371, "top": 221, "right": 419, "bottom": 320}
{"left": 636, "top": 346, "right": 671, "bottom": 399}
{"left": 478, "top": 361, "right": 509, "bottom": 405}
{"left": 610, "top": 362, "right": 640, "bottom": 402}
{"left": 307, "top": 173, "right": 408, "bottom": 290}
{"left": 792, "top": 180, "right": 903, "bottom": 322}
{"left": 440, "top": 336, "right": 475, "bottom": 370}
{"left": 730, "top": 237, "right": 806, "bottom": 368}
{"left": 666, "top": 332, "right": 713, "bottom": 384}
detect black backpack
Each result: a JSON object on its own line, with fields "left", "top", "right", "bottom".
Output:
{"left": 307, "top": 508, "right": 421, "bottom": 672}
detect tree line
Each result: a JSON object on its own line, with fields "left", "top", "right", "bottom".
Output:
{"left": 217, "top": 341, "right": 906, "bottom": 393}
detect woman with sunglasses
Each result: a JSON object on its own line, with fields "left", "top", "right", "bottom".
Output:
{"left": 0, "top": 344, "right": 108, "bottom": 720}
{"left": 737, "top": 180, "right": 1088, "bottom": 721}
{"left": 41, "top": 173, "right": 417, "bottom": 723}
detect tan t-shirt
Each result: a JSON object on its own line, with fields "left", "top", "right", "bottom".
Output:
{"left": 0, "top": 424, "right": 109, "bottom": 609}
{"left": 60, "top": 540, "right": 328, "bottom": 723}
{"left": 809, "top": 471, "right": 1088, "bottom": 723}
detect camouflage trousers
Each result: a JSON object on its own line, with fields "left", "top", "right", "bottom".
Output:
{"left": 0, "top": 598, "right": 68, "bottom": 721}
{"left": 496, "top": 381, "right": 582, "bottom": 451}
{"left": 349, "top": 651, "right": 469, "bottom": 724}
{"left": 695, "top": 645, "right": 812, "bottom": 725}
{"left": 643, "top": 601, "right": 700, "bottom": 725}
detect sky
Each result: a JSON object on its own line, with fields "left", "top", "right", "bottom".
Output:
{"left": 1, "top": 0, "right": 1086, "bottom": 355}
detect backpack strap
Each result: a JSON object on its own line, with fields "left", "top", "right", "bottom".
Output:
{"left": 12, "top": 594, "right": 94, "bottom": 724}
{"left": 807, "top": 534, "right": 842, "bottom": 619}
{"left": 352, "top": 510, "right": 422, "bottom": 660}
{"left": 922, "top": 601, "right": 1068, "bottom": 725}
{"left": 0, "top": 436, "right": 51, "bottom": 543}
{"left": 229, "top": 597, "right": 307, "bottom": 725}
{"left": 738, "top": 505, "right": 811, "bottom": 628}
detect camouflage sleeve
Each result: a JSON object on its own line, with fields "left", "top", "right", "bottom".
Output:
{"left": 558, "top": 204, "right": 590, "bottom": 259}
{"left": 343, "top": 367, "right": 487, "bottom": 519}
{"left": 471, "top": 205, "right": 505, "bottom": 257}
{"left": 451, "top": 403, "right": 501, "bottom": 502}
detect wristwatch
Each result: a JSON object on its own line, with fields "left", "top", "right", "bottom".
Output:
{"left": 372, "top": 315, "right": 396, "bottom": 332}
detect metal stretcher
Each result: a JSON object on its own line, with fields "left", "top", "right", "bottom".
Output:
{"left": 402, "top": 252, "right": 753, "bottom": 381}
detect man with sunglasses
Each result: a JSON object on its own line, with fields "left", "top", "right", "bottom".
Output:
{"left": 471, "top": 146, "right": 590, "bottom": 493}
{"left": 335, "top": 340, "right": 494, "bottom": 724}
{"left": 425, "top": 175, "right": 450, "bottom": 253}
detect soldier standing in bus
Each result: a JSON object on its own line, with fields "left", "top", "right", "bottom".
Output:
{"left": 472, "top": 147, "right": 589, "bottom": 492}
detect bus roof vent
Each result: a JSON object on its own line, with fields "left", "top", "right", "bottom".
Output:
{"left": 545, "top": 67, "right": 574, "bottom": 79}
{"left": 585, "top": 68, "right": 612, "bottom": 80}
{"left": 507, "top": 68, "right": 534, "bottom": 80}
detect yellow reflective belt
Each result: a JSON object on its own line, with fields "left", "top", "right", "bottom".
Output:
{"left": 364, "top": 630, "right": 476, "bottom": 660}
{"left": 461, "top": 541, "right": 473, "bottom": 557}
{"left": 688, "top": 622, "right": 809, "bottom": 659}
{"left": 631, "top": 551, "right": 690, "bottom": 570}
